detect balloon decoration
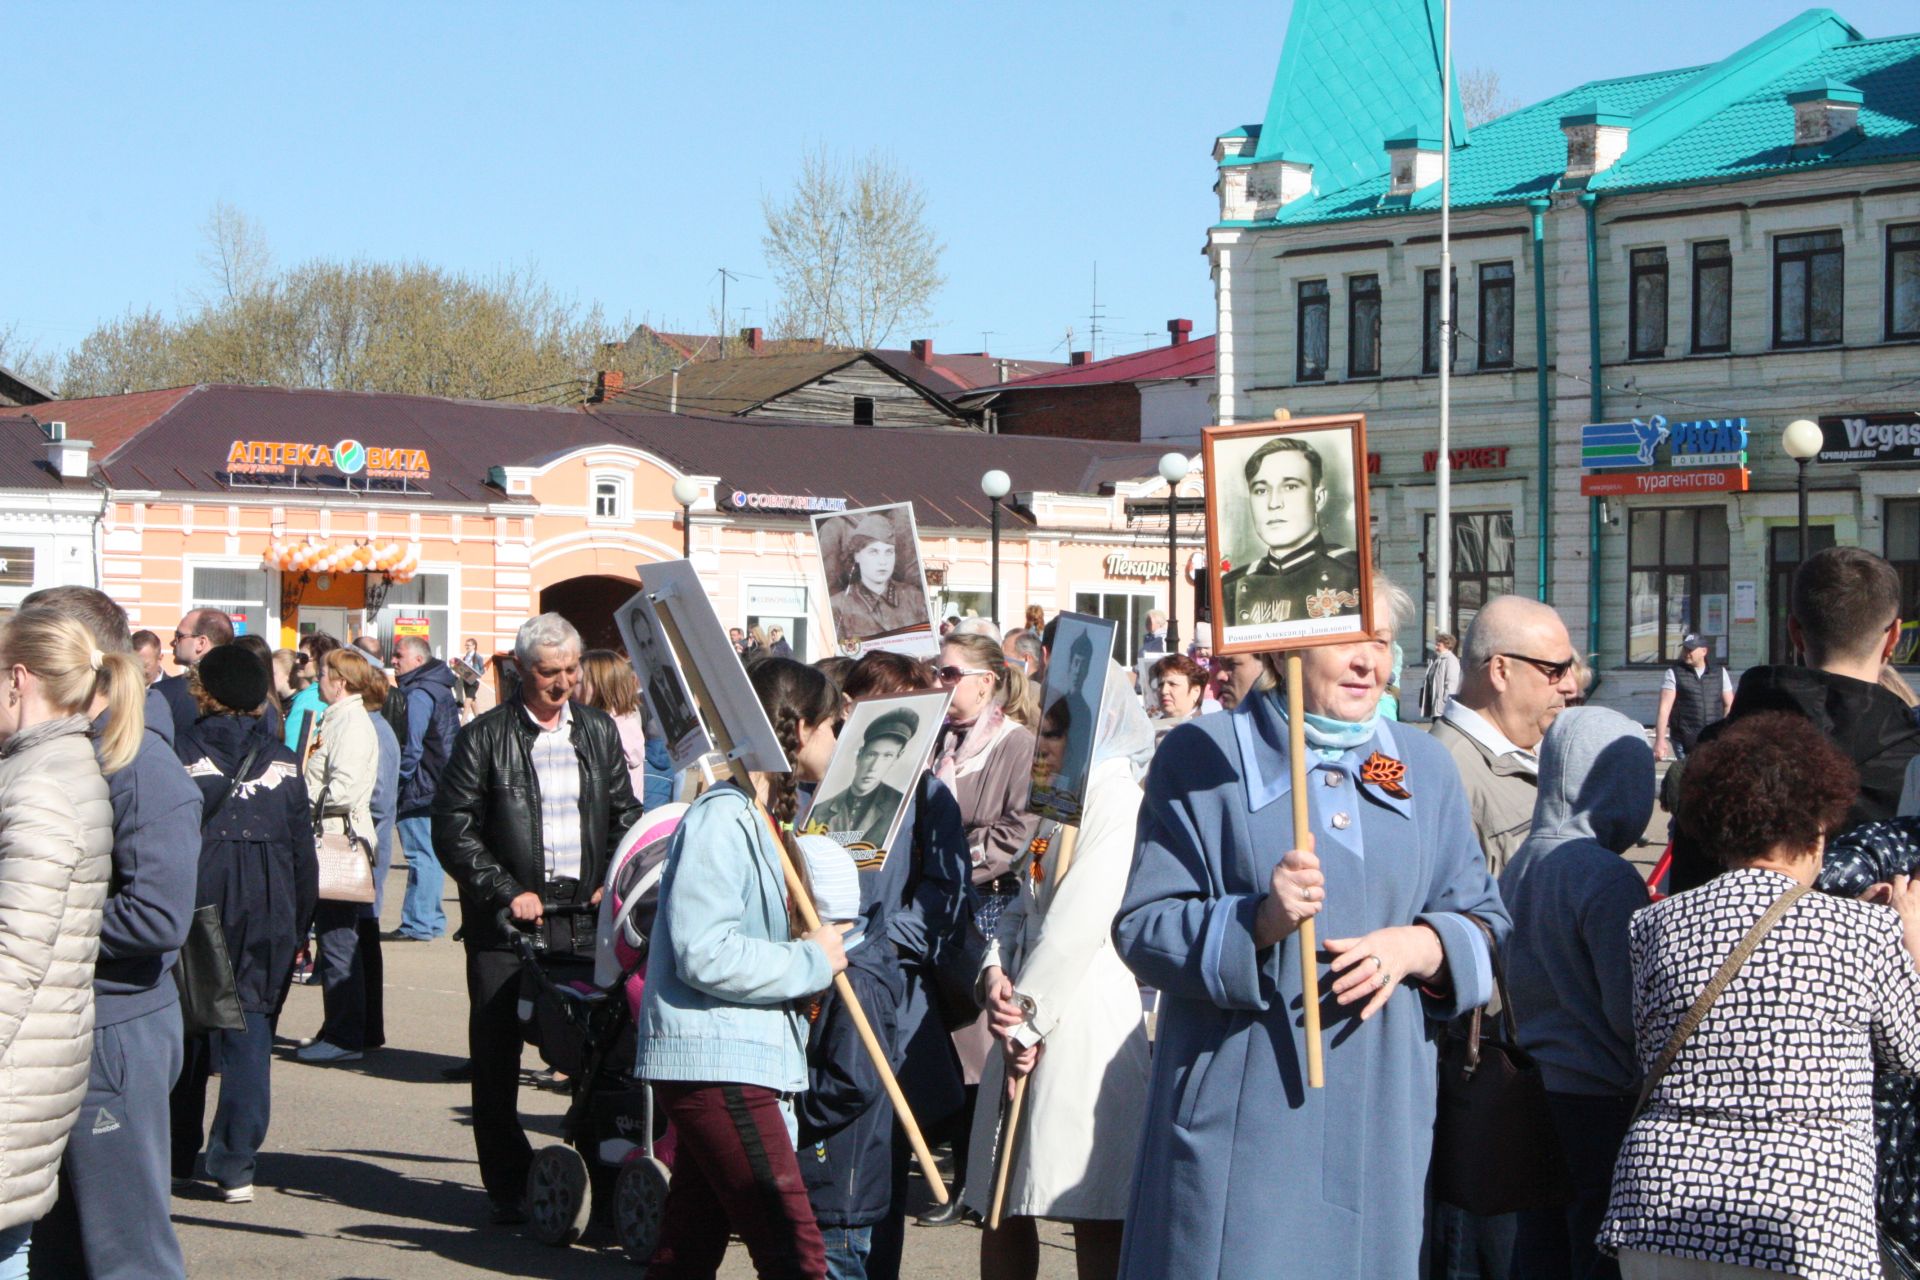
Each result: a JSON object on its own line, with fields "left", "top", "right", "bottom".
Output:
{"left": 264, "top": 536, "right": 418, "bottom": 583}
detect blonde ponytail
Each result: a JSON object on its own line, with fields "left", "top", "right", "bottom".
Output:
{"left": 95, "top": 651, "right": 145, "bottom": 774}
{"left": 0, "top": 608, "right": 146, "bottom": 773}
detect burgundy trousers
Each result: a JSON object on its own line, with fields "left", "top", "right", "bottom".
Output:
{"left": 647, "top": 1081, "right": 827, "bottom": 1280}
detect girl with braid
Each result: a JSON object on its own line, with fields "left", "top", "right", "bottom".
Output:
{"left": 636, "top": 657, "right": 850, "bottom": 1279}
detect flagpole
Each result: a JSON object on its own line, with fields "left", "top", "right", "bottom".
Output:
{"left": 1436, "top": 0, "right": 1453, "bottom": 650}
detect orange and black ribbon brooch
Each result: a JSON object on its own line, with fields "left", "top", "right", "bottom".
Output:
{"left": 1358, "top": 751, "right": 1411, "bottom": 800}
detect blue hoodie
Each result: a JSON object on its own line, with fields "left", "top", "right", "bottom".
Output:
{"left": 92, "top": 685, "right": 204, "bottom": 1025}
{"left": 798, "top": 935, "right": 905, "bottom": 1227}
{"left": 1499, "top": 706, "right": 1654, "bottom": 1096}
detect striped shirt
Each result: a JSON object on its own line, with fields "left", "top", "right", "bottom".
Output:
{"left": 524, "top": 700, "right": 583, "bottom": 882}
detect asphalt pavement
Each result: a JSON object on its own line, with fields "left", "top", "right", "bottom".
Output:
{"left": 173, "top": 867, "right": 1078, "bottom": 1278}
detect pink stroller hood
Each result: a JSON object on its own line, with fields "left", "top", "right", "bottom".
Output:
{"left": 596, "top": 803, "right": 686, "bottom": 1020}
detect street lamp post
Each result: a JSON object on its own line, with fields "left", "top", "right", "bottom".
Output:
{"left": 981, "top": 470, "right": 1012, "bottom": 628}
{"left": 672, "top": 477, "right": 701, "bottom": 559}
{"left": 1782, "top": 419, "right": 1822, "bottom": 564}
{"left": 1158, "top": 452, "right": 1189, "bottom": 652}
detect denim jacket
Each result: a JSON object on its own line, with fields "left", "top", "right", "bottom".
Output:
{"left": 636, "top": 783, "right": 832, "bottom": 1092}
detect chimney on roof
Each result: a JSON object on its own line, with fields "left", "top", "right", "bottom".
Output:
{"left": 1560, "top": 103, "right": 1631, "bottom": 182}
{"left": 44, "top": 435, "right": 91, "bottom": 481}
{"left": 1069, "top": 351, "right": 1092, "bottom": 366}
{"left": 1168, "top": 319, "right": 1193, "bottom": 347}
{"left": 910, "top": 338, "right": 933, "bottom": 363}
{"left": 589, "top": 370, "right": 625, "bottom": 404}
{"left": 1383, "top": 128, "right": 1443, "bottom": 196}
{"left": 1788, "top": 79, "right": 1863, "bottom": 148}
{"left": 741, "top": 327, "right": 763, "bottom": 354}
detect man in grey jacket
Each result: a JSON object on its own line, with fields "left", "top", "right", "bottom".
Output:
{"left": 1426, "top": 594, "right": 1582, "bottom": 1280}
{"left": 1499, "top": 707, "right": 1654, "bottom": 1280}
{"left": 21, "top": 587, "right": 201, "bottom": 1280}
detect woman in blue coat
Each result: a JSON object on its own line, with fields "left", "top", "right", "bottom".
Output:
{"left": 1113, "top": 579, "right": 1508, "bottom": 1280}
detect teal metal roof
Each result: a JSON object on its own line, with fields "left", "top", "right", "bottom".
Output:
{"left": 1595, "top": 31, "right": 1920, "bottom": 190}
{"left": 1250, "top": 0, "right": 1466, "bottom": 198}
{"left": 1226, "top": 6, "right": 1920, "bottom": 230}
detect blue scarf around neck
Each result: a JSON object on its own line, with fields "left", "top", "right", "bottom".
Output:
{"left": 1274, "top": 699, "right": 1379, "bottom": 760}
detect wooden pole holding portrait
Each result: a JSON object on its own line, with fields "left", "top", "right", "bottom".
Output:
{"left": 1202, "top": 410, "right": 1376, "bottom": 1091}
{"left": 631, "top": 566, "right": 950, "bottom": 1203}
{"left": 986, "top": 820, "right": 1080, "bottom": 1231}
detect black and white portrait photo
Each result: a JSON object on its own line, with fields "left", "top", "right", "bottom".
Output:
{"left": 1204, "top": 416, "right": 1375, "bottom": 653}
{"left": 616, "top": 594, "right": 709, "bottom": 771}
{"left": 1029, "top": 612, "right": 1116, "bottom": 825}
{"left": 618, "top": 560, "right": 790, "bottom": 775}
{"left": 802, "top": 689, "right": 949, "bottom": 866}
{"left": 812, "top": 502, "right": 936, "bottom": 656}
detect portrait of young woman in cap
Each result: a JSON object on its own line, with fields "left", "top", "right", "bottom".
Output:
{"left": 819, "top": 504, "right": 932, "bottom": 647}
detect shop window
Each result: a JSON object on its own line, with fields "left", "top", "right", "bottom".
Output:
{"left": 1888, "top": 223, "right": 1920, "bottom": 341}
{"left": 1347, "top": 274, "right": 1381, "bottom": 378}
{"left": 1888, "top": 499, "right": 1920, "bottom": 643}
{"left": 1773, "top": 230, "right": 1843, "bottom": 348}
{"left": 1296, "top": 280, "right": 1329, "bottom": 382}
{"left": 1767, "top": 524, "right": 1838, "bottom": 664}
{"left": 1477, "top": 263, "right": 1515, "bottom": 369}
{"left": 1422, "top": 512, "right": 1515, "bottom": 646}
{"left": 1422, "top": 268, "right": 1457, "bottom": 374}
{"left": 367, "top": 573, "right": 452, "bottom": 658}
{"left": 1629, "top": 248, "right": 1668, "bottom": 358}
{"left": 1075, "top": 589, "right": 1158, "bottom": 668}
{"left": 591, "top": 477, "right": 624, "bottom": 520}
{"left": 1691, "top": 240, "right": 1732, "bottom": 354}
{"left": 188, "top": 565, "right": 274, "bottom": 642}
{"left": 1627, "top": 508, "right": 1730, "bottom": 664}
{"left": 853, "top": 396, "right": 875, "bottom": 426}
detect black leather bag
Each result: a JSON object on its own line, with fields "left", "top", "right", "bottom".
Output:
{"left": 172, "top": 742, "right": 261, "bottom": 1037}
{"left": 1432, "top": 916, "right": 1573, "bottom": 1216}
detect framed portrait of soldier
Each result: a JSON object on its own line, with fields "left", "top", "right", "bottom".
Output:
{"left": 801, "top": 689, "right": 950, "bottom": 868}
{"left": 812, "top": 502, "right": 937, "bottom": 657}
{"left": 1203, "top": 414, "right": 1375, "bottom": 654}
{"left": 1029, "top": 612, "right": 1116, "bottom": 825}
{"left": 618, "top": 559, "right": 788, "bottom": 774}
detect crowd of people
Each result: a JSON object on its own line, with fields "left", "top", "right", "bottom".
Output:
{"left": 4, "top": 545, "right": 1920, "bottom": 1278}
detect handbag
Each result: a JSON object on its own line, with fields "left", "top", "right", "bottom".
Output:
{"left": 312, "top": 780, "right": 377, "bottom": 905}
{"left": 172, "top": 741, "right": 263, "bottom": 1036}
{"left": 1432, "top": 914, "right": 1574, "bottom": 1215}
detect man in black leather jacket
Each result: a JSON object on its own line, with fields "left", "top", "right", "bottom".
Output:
{"left": 432, "top": 613, "right": 644, "bottom": 1221}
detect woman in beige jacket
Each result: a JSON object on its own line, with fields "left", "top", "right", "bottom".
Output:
{"left": 301, "top": 648, "right": 381, "bottom": 1062}
{"left": 0, "top": 607, "right": 142, "bottom": 1271}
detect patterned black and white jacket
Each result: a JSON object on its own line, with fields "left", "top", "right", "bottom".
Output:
{"left": 1598, "top": 867, "right": 1920, "bottom": 1280}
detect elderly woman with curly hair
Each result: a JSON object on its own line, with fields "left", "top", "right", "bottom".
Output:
{"left": 1600, "top": 712, "right": 1920, "bottom": 1280}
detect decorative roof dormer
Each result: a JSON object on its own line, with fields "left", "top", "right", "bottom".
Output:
{"left": 1787, "top": 78, "right": 1863, "bottom": 148}
{"left": 1215, "top": 126, "right": 1313, "bottom": 222}
{"left": 1560, "top": 102, "right": 1632, "bottom": 183}
{"left": 1383, "top": 127, "right": 1442, "bottom": 197}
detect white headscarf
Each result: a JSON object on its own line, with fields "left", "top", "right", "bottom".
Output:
{"left": 1091, "top": 659, "right": 1158, "bottom": 782}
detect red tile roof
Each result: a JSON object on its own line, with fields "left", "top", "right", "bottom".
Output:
{"left": 20, "top": 386, "right": 199, "bottom": 460}
{"left": 962, "top": 336, "right": 1216, "bottom": 394}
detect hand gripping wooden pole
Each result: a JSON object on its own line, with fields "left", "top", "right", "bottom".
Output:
{"left": 651, "top": 599, "right": 949, "bottom": 1202}
{"left": 1285, "top": 652, "right": 1326, "bottom": 1089}
{"left": 985, "top": 824, "right": 1080, "bottom": 1229}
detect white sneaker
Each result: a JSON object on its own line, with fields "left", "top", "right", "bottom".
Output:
{"left": 295, "top": 1040, "right": 363, "bottom": 1063}
{"left": 220, "top": 1185, "right": 254, "bottom": 1204}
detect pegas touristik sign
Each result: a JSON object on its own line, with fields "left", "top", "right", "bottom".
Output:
{"left": 225, "top": 438, "right": 431, "bottom": 482}
{"left": 1578, "top": 415, "right": 1750, "bottom": 496}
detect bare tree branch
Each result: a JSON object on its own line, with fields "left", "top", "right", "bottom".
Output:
{"left": 1459, "top": 67, "right": 1521, "bottom": 128}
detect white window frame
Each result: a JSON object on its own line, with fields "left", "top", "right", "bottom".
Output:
{"left": 588, "top": 472, "right": 630, "bottom": 525}
{"left": 185, "top": 558, "right": 279, "bottom": 642}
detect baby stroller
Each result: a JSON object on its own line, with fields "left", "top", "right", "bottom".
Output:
{"left": 508, "top": 804, "right": 684, "bottom": 1259}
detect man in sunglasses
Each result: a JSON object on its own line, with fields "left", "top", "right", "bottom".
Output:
{"left": 1428, "top": 595, "right": 1582, "bottom": 879}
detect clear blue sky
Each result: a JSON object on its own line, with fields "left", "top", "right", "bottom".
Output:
{"left": 8, "top": 1, "right": 1915, "bottom": 372}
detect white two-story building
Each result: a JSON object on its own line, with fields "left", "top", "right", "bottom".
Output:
{"left": 1207, "top": 3, "right": 1920, "bottom": 711}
